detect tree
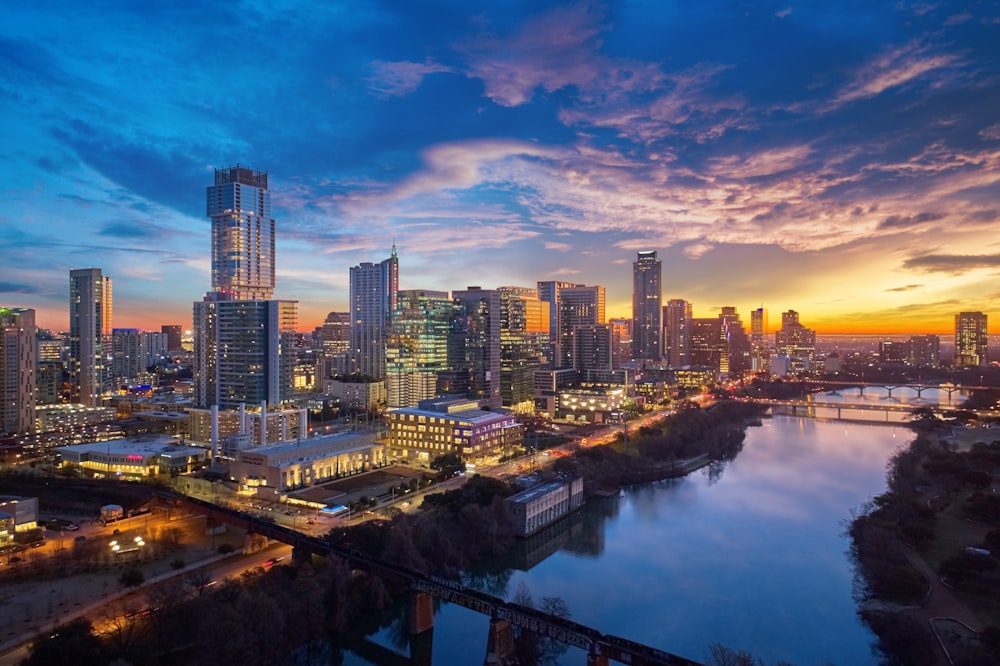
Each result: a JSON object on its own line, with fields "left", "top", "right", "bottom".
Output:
{"left": 120, "top": 566, "right": 145, "bottom": 589}
{"left": 23, "top": 618, "right": 104, "bottom": 666}
{"left": 430, "top": 453, "right": 463, "bottom": 476}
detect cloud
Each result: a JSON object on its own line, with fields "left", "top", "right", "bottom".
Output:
{"left": 832, "top": 41, "right": 959, "bottom": 106}
{"left": 903, "top": 254, "right": 1000, "bottom": 273}
{"left": 366, "top": 59, "right": 453, "bottom": 97}
{"left": 884, "top": 284, "right": 923, "bottom": 292}
{"left": 0, "top": 281, "right": 41, "bottom": 294}
{"left": 877, "top": 211, "right": 945, "bottom": 230}
{"left": 979, "top": 123, "right": 1000, "bottom": 141}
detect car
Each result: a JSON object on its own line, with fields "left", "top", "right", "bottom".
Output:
{"left": 29, "top": 541, "right": 44, "bottom": 548}
{"left": 8, "top": 556, "right": 22, "bottom": 563}
{"left": 66, "top": 524, "right": 79, "bottom": 531}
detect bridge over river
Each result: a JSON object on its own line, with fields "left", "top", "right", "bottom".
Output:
{"left": 155, "top": 490, "right": 703, "bottom": 666}
{"left": 753, "top": 398, "right": 996, "bottom": 424}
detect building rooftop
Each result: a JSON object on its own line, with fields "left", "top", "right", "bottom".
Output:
{"left": 56, "top": 435, "right": 206, "bottom": 458}
{"left": 507, "top": 480, "right": 571, "bottom": 505}
{"left": 249, "top": 430, "right": 377, "bottom": 457}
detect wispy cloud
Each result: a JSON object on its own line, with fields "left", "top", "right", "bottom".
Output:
{"left": 366, "top": 59, "right": 453, "bottom": 97}
{"left": 903, "top": 254, "right": 1000, "bottom": 274}
{"left": 831, "top": 41, "right": 959, "bottom": 106}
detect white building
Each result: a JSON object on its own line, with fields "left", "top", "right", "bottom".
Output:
{"left": 56, "top": 435, "right": 209, "bottom": 478}
{"left": 506, "top": 478, "right": 584, "bottom": 537}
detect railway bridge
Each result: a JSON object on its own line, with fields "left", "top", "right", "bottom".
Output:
{"left": 155, "top": 490, "right": 703, "bottom": 666}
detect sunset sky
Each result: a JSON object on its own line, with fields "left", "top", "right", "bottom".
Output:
{"left": 2, "top": 1, "right": 998, "bottom": 335}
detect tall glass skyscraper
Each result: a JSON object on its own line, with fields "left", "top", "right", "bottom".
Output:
{"left": 69, "top": 268, "right": 112, "bottom": 406}
{"left": 207, "top": 165, "right": 274, "bottom": 300}
{"left": 632, "top": 250, "right": 661, "bottom": 363}
{"left": 349, "top": 246, "right": 399, "bottom": 378}
{"left": 954, "top": 311, "right": 988, "bottom": 367}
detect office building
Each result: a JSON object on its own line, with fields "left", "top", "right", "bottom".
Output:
{"left": 69, "top": 268, "right": 112, "bottom": 407}
{"left": 498, "top": 286, "right": 550, "bottom": 410}
{"left": 316, "top": 311, "right": 351, "bottom": 378}
{"left": 608, "top": 318, "right": 631, "bottom": 370}
{"left": 690, "top": 318, "right": 724, "bottom": 373}
{"left": 537, "top": 281, "right": 578, "bottom": 367}
{"left": 452, "top": 287, "right": 502, "bottom": 408}
{"left": 954, "top": 312, "right": 988, "bottom": 367}
{"left": 385, "top": 290, "right": 456, "bottom": 408}
{"left": 909, "top": 334, "right": 940, "bottom": 368}
{"left": 111, "top": 329, "right": 166, "bottom": 385}
{"left": 750, "top": 307, "right": 768, "bottom": 371}
{"left": 387, "top": 397, "right": 523, "bottom": 462}
{"left": 555, "top": 284, "right": 605, "bottom": 370}
{"left": 161, "top": 325, "right": 183, "bottom": 353}
{"left": 719, "top": 307, "right": 752, "bottom": 377}
{"left": 207, "top": 165, "right": 274, "bottom": 300}
{"left": 194, "top": 298, "right": 298, "bottom": 410}
{"left": 663, "top": 299, "right": 692, "bottom": 367}
{"left": 632, "top": 251, "right": 661, "bottom": 363}
{"left": 0, "top": 308, "right": 36, "bottom": 435}
{"left": 570, "top": 324, "right": 613, "bottom": 372}
{"left": 774, "top": 310, "right": 817, "bottom": 374}
{"left": 349, "top": 246, "right": 399, "bottom": 378}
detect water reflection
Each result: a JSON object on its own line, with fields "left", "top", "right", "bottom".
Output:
{"left": 350, "top": 416, "right": 904, "bottom": 666}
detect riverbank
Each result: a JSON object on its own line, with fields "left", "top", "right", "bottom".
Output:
{"left": 848, "top": 416, "right": 1000, "bottom": 665}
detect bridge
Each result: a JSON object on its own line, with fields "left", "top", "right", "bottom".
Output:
{"left": 800, "top": 380, "right": 997, "bottom": 399}
{"left": 754, "top": 398, "right": 996, "bottom": 424}
{"left": 155, "top": 490, "right": 703, "bottom": 666}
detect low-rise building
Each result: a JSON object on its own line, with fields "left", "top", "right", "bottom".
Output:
{"left": 555, "top": 386, "right": 625, "bottom": 423}
{"left": 227, "top": 431, "right": 385, "bottom": 495}
{"left": 387, "top": 398, "right": 523, "bottom": 462}
{"left": 506, "top": 477, "right": 584, "bottom": 536}
{"left": 0, "top": 496, "right": 39, "bottom": 539}
{"left": 56, "top": 435, "right": 209, "bottom": 478}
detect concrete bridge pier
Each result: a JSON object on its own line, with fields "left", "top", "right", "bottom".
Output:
{"left": 242, "top": 532, "right": 269, "bottom": 554}
{"left": 409, "top": 591, "right": 435, "bottom": 635}
{"left": 409, "top": 629, "right": 433, "bottom": 666}
{"left": 483, "top": 618, "right": 515, "bottom": 665}
{"left": 587, "top": 652, "right": 609, "bottom": 666}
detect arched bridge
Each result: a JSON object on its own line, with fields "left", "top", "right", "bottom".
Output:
{"left": 801, "top": 380, "right": 997, "bottom": 399}
{"left": 155, "top": 490, "right": 703, "bottom": 666}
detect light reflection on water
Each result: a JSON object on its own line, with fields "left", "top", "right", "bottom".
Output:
{"left": 350, "top": 412, "right": 914, "bottom": 666}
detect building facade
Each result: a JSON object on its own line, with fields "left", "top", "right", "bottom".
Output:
{"left": 663, "top": 299, "right": 692, "bottom": 367}
{"left": 69, "top": 268, "right": 112, "bottom": 407}
{"left": 349, "top": 246, "right": 399, "bottom": 378}
{"left": 506, "top": 477, "right": 584, "bottom": 537}
{"left": 387, "top": 398, "right": 523, "bottom": 462}
{"left": 631, "top": 251, "right": 662, "bottom": 363}
{"left": 451, "top": 287, "right": 503, "bottom": 408}
{"left": 207, "top": 165, "right": 275, "bottom": 300}
{"left": 498, "top": 286, "right": 550, "bottom": 410}
{"left": 774, "top": 310, "right": 817, "bottom": 374}
{"left": 0, "top": 308, "right": 36, "bottom": 435}
{"left": 385, "top": 290, "right": 455, "bottom": 408}
{"left": 954, "top": 312, "right": 988, "bottom": 367}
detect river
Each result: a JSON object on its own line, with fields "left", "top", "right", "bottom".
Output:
{"left": 348, "top": 393, "right": 936, "bottom": 665}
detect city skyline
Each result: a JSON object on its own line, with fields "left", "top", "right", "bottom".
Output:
{"left": 2, "top": 2, "right": 998, "bottom": 334}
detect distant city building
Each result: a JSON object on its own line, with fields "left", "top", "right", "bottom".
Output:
{"left": 570, "top": 324, "right": 613, "bottom": 373}
{"left": 556, "top": 385, "right": 624, "bottom": 423}
{"left": 349, "top": 246, "right": 399, "bottom": 378}
{"left": 719, "top": 307, "right": 751, "bottom": 377}
{"left": 908, "top": 334, "right": 940, "bottom": 368}
{"left": 452, "top": 287, "right": 503, "bottom": 408}
{"left": 385, "top": 290, "right": 455, "bottom": 408}
{"left": 0, "top": 308, "right": 36, "bottom": 435}
{"left": 954, "top": 312, "right": 988, "bottom": 367}
{"left": 608, "top": 318, "right": 632, "bottom": 369}
{"left": 774, "top": 310, "right": 816, "bottom": 374}
{"left": 632, "top": 251, "right": 662, "bottom": 363}
{"left": 536, "top": 281, "right": 579, "bottom": 368}
{"left": 324, "top": 378, "right": 386, "bottom": 412}
{"left": 69, "top": 268, "right": 112, "bottom": 407}
{"left": 188, "top": 404, "right": 308, "bottom": 457}
{"left": 111, "top": 329, "right": 168, "bottom": 385}
{"left": 663, "top": 299, "right": 693, "bottom": 368}
{"left": 878, "top": 340, "right": 909, "bottom": 365}
{"left": 315, "top": 311, "right": 351, "bottom": 378}
{"left": 161, "top": 325, "right": 183, "bottom": 353}
{"left": 497, "top": 286, "right": 549, "bottom": 411}
{"left": 556, "top": 284, "right": 606, "bottom": 370}
{"left": 750, "top": 307, "right": 768, "bottom": 371}
{"left": 207, "top": 165, "right": 275, "bottom": 300}
{"left": 690, "top": 318, "right": 724, "bottom": 374}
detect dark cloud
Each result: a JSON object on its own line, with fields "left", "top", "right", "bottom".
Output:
{"left": 0, "top": 282, "right": 41, "bottom": 294}
{"left": 877, "top": 212, "right": 945, "bottom": 230}
{"left": 884, "top": 284, "right": 923, "bottom": 292}
{"left": 903, "top": 254, "right": 1000, "bottom": 273}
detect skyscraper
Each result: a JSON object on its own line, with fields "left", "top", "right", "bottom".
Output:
{"left": 719, "top": 307, "right": 751, "bottom": 377}
{"left": 207, "top": 165, "right": 275, "bottom": 300}
{"left": 452, "top": 287, "right": 502, "bottom": 408}
{"left": 954, "top": 312, "right": 988, "bottom": 367}
{"left": 556, "top": 284, "right": 605, "bottom": 370}
{"left": 349, "top": 246, "right": 399, "bottom": 378}
{"left": 385, "top": 290, "right": 455, "bottom": 408}
{"left": 537, "top": 281, "right": 578, "bottom": 368}
{"left": 750, "top": 307, "right": 768, "bottom": 371}
{"left": 632, "top": 250, "right": 661, "bottom": 363}
{"left": 0, "top": 307, "right": 36, "bottom": 434}
{"left": 194, "top": 167, "right": 298, "bottom": 410}
{"left": 663, "top": 299, "right": 692, "bottom": 367}
{"left": 69, "top": 268, "right": 112, "bottom": 406}
{"left": 774, "top": 310, "right": 816, "bottom": 374}
{"left": 497, "top": 286, "right": 550, "bottom": 409}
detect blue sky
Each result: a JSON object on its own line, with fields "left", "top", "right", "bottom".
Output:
{"left": 2, "top": 1, "right": 998, "bottom": 333}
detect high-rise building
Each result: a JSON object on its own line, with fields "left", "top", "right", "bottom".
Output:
{"left": 112, "top": 329, "right": 169, "bottom": 385}
{"left": 0, "top": 308, "right": 36, "bottom": 434}
{"left": 663, "top": 299, "right": 692, "bottom": 367}
{"left": 161, "top": 325, "right": 183, "bottom": 353}
{"left": 315, "top": 311, "right": 351, "bottom": 378}
{"left": 349, "top": 246, "right": 399, "bottom": 378}
{"left": 556, "top": 285, "right": 605, "bottom": 370}
{"left": 954, "top": 312, "right": 988, "bottom": 367}
{"left": 194, "top": 167, "right": 299, "bottom": 411}
{"left": 69, "top": 268, "right": 112, "bottom": 406}
{"left": 719, "top": 307, "right": 752, "bottom": 377}
{"left": 571, "top": 324, "right": 613, "bottom": 372}
{"left": 608, "top": 318, "right": 631, "bottom": 370}
{"left": 452, "top": 287, "right": 502, "bottom": 407}
{"left": 632, "top": 251, "right": 661, "bottom": 363}
{"left": 750, "top": 307, "right": 768, "bottom": 371}
{"left": 194, "top": 298, "right": 298, "bottom": 409}
{"left": 774, "top": 310, "right": 816, "bottom": 374}
{"left": 385, "top": 290, "right": 456, "bottom": 408}
{"left": 690, "top": 318, "right": 724, "bottom": 372}
{"left": 498, "top": 286, "right": 550, "bottom": 410}
{"left": 537, "top": 281, "right": 578, "bottom": 368}
{"left": 909, "top": 334, "right": 940, "bottom": 368}
{"left": 207, "top": 165, "right": 274, "bottom": 300}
